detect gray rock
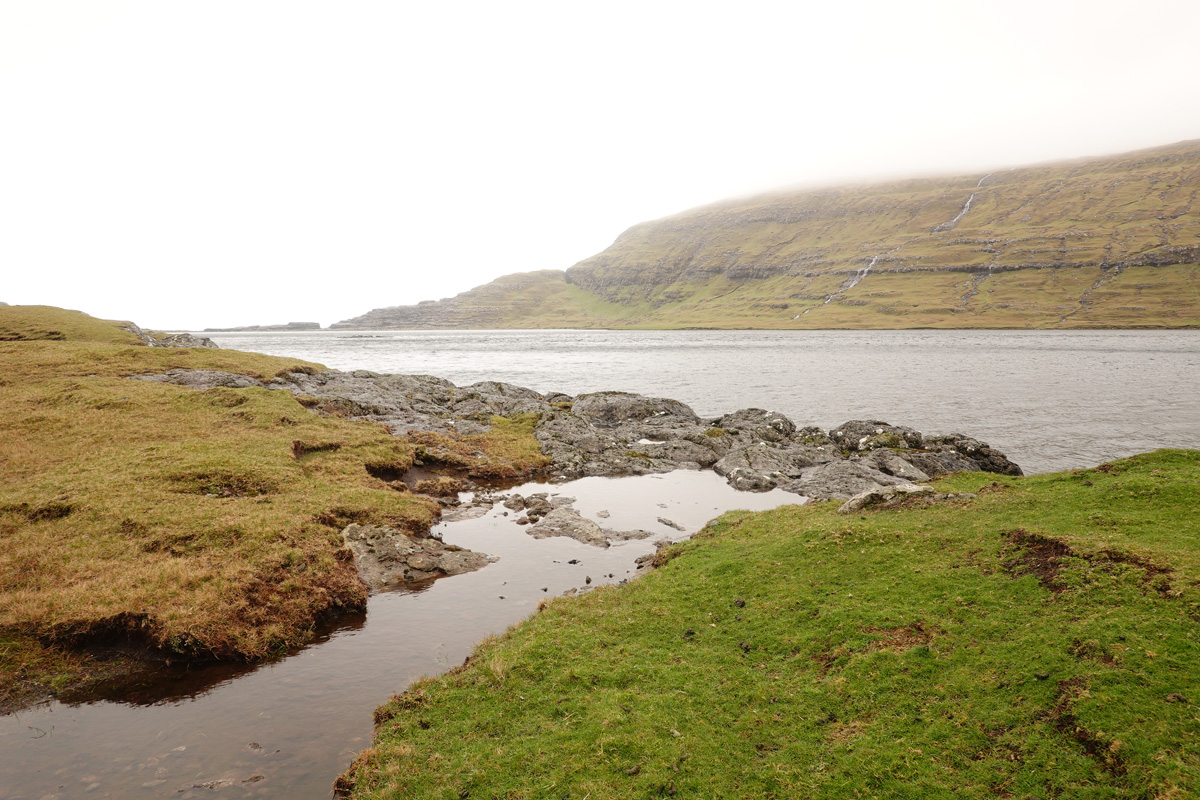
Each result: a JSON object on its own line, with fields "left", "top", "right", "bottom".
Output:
{"left": 132, "top": 369, "right": 262, "bottom": 389}
{"left": 829, "top": 420, "right": 924, "bottom": 452}
{"left": 856, "top": 448, "right": 931, "bottom": 482}
{"left": 716, "top": 408, "right": 797, "bottom": 443}
{"left": 571, "top": 391, "right": 700, "bottom": 427}
{"left": 341, "top": 524, "right": 494, "bottom": 589}
{"left": 725, "top": 467, "right": 778, "bottom": 492}
{"left": 132, "top": 367, "right": 1023, "bottom": 499}
{"left": 526, "top": 508, "right": 611, "bottom": 547}
{"left": 838, "top": 483, "right": 936, "bottom": 513}
{"left": 715, "top": 443, "right": 804, "bottom": 479}
{"left": 924, "top": 433, "right": 1023, "bottom": 476}
{"left": 788, "top": 460, "right": 907, "bottom": 500}
{"left": 123, "top": 324, "right": 219, "bottom": 349}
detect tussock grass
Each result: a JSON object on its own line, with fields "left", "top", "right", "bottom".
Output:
{"left": 343, "top": 450, "right": 1200, "bottom": 799}
{"left": 0, "top": 306, "right": 444, "bottom": 709}
{"left": 407, "top": 414, "right": 552, "bottom": 480}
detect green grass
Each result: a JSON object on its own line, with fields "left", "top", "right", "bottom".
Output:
{"left": 342, "top": 450, "right": 1200, "bottom": 799}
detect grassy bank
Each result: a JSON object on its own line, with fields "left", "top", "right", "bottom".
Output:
{"left": 0, "top": 306, "right": 545, "bottom": 711}
{"left": 342, "top": 450, "right": 1200, "bottom": 799}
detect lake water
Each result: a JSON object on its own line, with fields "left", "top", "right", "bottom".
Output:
{"left": 198, "top": 328, "right": 1199, "bottom": 475}
{"left": 3, "top": 328, "right": 1197, "bottom": 798}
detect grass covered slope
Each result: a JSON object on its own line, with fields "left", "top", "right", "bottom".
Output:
{"left": 342, "top": 450, "right": 1200, "bottom": 799}
{"left": 0, "top": 306, "right": 441, "bottom": 709}
{"left": 336, "top": 139, "right": 1200, "bottom": 329}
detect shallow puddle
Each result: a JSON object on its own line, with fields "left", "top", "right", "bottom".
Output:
{"left": 0, "top": 471, "right": 801, "bottom": 799}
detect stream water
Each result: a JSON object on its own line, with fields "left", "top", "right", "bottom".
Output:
{"left": 0, "top": 473, "right": 800, "bottom": 799}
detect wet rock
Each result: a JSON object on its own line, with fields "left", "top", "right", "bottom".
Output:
{"left": 604, "top": 528, "right": 654, "bottom": 541}
{"left": 342, "top": 524, "right": 494, "bottom": 589}
{"left": 523, "top": 495, "right": 554, "bottom": 521}
{"left": 657, "top": 517, "right": 685, "bottom": 531}
{"left": 502, "top": 495, "right": 525, "bottom": 511}
{"left": 439, "top": 503, "right": 492, "bottom": 523}
{"left": 526, "top": 508, "right": 610, "bottom": 547}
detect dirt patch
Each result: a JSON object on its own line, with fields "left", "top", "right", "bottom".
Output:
{"left": 364, "top": 460, "right": 407, "bottom": 482}
{"left": 313, "top": 506, "right": 379, "bottom": 529}
{"left": 864, "top": 622, "right": 934, "bottom": 652}
{"left": 297, "top": 395, "right": 384, "bottom": 418}
{"left": 1098, "top": 549, "right": 1175, "bottom": 597}
{"left": 1068, "top": 638, "right": 1119, "bottom": 667}
{"left": 1048, "top": 677, "right": 1128, "bottom": 778}
{"left": 292, "top": 439, "right": 343, "bottom": 459}
{"left": 826, "top": 717, "right": 870, "bottom": 743}
{"left": 172, "top": 469, "right": 278, "bottom": 498}
{"left": 1002, "top": 529, "right": 1075, "bottom": 592}
{"left": 1003, "top": 530, "right": 1178, "bottom": 599}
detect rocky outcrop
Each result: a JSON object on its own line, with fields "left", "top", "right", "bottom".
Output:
{"left": 341, "top": 523, "right": 495, "bottom": 590}
{"left": 132, "top": 368, "right": 1022, "bottom": 505}
{"left": 122, "top": 325, "right": 218, "bottom": 349}
{"left": 837, "top": 483, "right": 978, "bottom": 514}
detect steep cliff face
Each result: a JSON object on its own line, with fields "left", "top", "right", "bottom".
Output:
{"left": 335, "top": 140, "right": 1200, "bottom": 329}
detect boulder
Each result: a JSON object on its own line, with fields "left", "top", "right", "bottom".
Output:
{"left": 715, "top": 444, "right": 801, "bottom": 479}
{"left": 787, "top": 460, "right": 907, "bottom": 500}
{"left": 526, "top": 508, "right": 611, "bottom": 547}
{"left": 828, "top": 420, "right": 924, "bottom": 452}
{"left": 716, "top": 408, "right": 797, "bottom": 443}
{"left": 572, "top": 391, "right": 700, "bottom": 427}
{"left": 725, "top": 467, "right": 778, "bottom": 492}
{"left": 341, "top": 524, "right": 494, "bottom": 589}
{"left": 856, "top": 448, "right": 931, "bottom": 482}
{"left": 837, "top": 483, "right": 935, "bottom": 513}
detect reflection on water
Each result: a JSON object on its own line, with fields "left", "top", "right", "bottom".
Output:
{"left": 0, "top": 471, "right": 800, "bottom": 800}
{"left": 200, "top": 328, "right": 1200, "bottom": 474}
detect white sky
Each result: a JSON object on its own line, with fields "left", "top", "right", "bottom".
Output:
{"left": 2, "top": 0, "right": 1199, "bottom": 330}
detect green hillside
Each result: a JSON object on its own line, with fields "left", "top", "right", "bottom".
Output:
{"left": 335, "top": 140, "right": 1200, "bottom": 329}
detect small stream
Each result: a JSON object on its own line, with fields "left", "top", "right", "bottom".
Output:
{"left": 0, "top": 471, "right": 802, "bottom": 799}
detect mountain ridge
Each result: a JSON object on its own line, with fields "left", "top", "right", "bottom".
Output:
{"left": 334, "top": 139, "right": 1200, "bottom": 329}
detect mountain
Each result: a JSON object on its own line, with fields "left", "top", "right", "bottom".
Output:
{"left": 334, "top": 140, "right": 1200, "bottom": 329}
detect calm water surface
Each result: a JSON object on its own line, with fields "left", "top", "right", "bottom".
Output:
{"left": 200, "top": 329, "right": 1200, "bottom": 474}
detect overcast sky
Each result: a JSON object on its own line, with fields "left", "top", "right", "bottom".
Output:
{"left": 3, "top": 1, "right": 1199, "bottom": 330}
